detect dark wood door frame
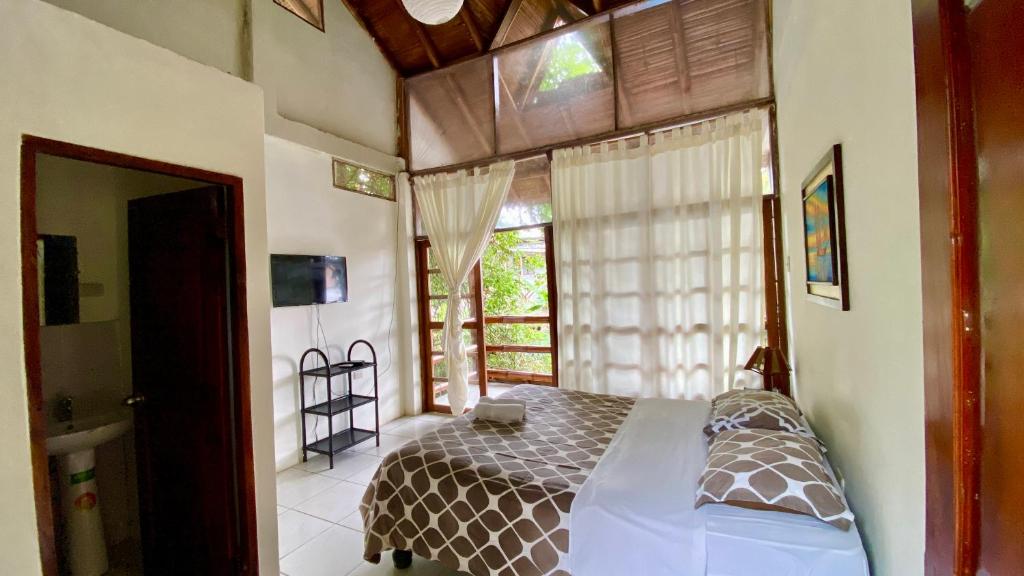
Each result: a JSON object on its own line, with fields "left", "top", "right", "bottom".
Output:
{"left": 911, "top": 1, "right": 982, "bottom": 574}
{"left": 20, "top": 135, "right": 259, "bottom": 575}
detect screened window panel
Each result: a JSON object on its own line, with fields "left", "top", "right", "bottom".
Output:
{"left": 497, "top": 156, "right": 553, "bottom": 228}
{"left": 614, "top": 0, "right": 770, "bottom": 128}
{"left": 408, "top": 57, "right": 495, "bottom": 171}
{"left": 495, "top": 17, "right": 615, "bottom": 154}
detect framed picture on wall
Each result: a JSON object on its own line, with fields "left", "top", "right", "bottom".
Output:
{"left": 274, "top": 0, "right": 325, "bottom": 32}
{"left": 801, "top": 144, "right": 849, "bottom": 310}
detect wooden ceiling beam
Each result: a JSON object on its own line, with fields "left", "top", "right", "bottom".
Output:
{"left": 498, "top": 74, "right": 533, "bottom": 146}
{"left": 490, "top": 0, "right": 526, "bottom": 50}
{"left": 416, "top": 24, "right": 443, "bottom": 68}
{"left": 443, "top": 73, "right": 492, "bottom": 149}
{"left": 389, "top": 0, "right": 444, "bottom": 69}
{"left": 566, "top": 0, "right": 593, "bottom": 15}
{"left": 461, "top": 6, "right": 486, "bottom": 52}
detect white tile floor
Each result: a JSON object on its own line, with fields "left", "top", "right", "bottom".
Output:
{"left": 276, "top": 413, "right": 467, "bottom": 576}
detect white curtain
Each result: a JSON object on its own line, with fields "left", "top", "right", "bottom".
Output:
{"left": 552, "top": 111, "right": 766, "bottom": 400}
{"left": 414, "top": 161, "right": 515, "bottom": 414}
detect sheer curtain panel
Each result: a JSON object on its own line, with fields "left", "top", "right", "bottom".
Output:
{"left": 552, "top": 111, "right": 766, "bottom": 399}
{"left": 414, "top": 161, "right": 516, "bottom": 414}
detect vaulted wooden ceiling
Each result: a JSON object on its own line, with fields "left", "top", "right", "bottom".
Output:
{"left": 340, "top": 0, "right": 640, "bottom": 76}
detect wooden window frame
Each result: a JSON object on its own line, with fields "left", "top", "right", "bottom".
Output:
{"left": 415, "top": 223, "right": 560, "bottom": 414}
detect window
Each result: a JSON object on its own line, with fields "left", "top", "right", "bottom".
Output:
{"left": 494, "top": 17, "right": 615, "bottom": 153}
{"left": 537, "top": 32, "right": 604, "bottom": 94}
{"left": 332, "top": 159, "right": 395, "bottom": 201}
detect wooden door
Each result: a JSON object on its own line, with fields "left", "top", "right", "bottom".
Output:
{"left": 128, "top": 187, "right": 239, "bottom": 574}
{"left": 969, "top": 1, "right": 1024, "bottom": 572}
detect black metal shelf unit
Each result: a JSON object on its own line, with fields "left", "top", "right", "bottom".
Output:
{"left": 299, "top": 340, "right": 380, "bottom": 469}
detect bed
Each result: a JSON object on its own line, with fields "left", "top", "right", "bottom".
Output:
{"left": 359, "top": 384, "right": 869, "bottom": 576}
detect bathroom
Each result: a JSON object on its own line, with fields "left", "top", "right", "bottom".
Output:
{"left": 33, "top": 150, "right": 248, "bottom": 575}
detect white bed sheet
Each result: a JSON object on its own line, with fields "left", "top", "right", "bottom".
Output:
{"left": 570, "top": 397, "right": 870, "bottom": 576}
{"left": 570, "top": 397, "right": 711, "bottom": 576}
{"left": 705, "top": 503, "right": 869, "bottom": 576}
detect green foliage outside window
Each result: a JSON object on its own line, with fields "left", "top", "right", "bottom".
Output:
{"left": 538, "top": 33, "right": 603, "bottom": 93}
{"left": 427, "top": 228, "right": 553, "bottom": 380}
{"left": 481, "top": 229, "right": 552, "bottom": 375}
{"left": 333, "top": 159, "right": 395, "bottom": 200}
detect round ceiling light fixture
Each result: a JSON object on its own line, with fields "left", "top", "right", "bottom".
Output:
{"left": 401, "top": 0, "right": 464, "bottom": 26}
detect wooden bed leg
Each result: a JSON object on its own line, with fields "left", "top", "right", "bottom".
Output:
{"left": 392, "top": 549, "right": 413, "bottom": 569}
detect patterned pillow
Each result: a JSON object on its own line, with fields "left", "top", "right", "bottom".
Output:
{"left": 703, "top": 389, "right": 812, "bottom": 438}
{"left": 695, "top": 429, "right": 854, "bottom": 530}
{"left": 712, "top": 388, "right": 801, "bottom": 413}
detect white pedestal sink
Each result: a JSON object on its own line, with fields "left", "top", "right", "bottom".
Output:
{"left": 47, "top": 411, "right": 132, "bottom": 576}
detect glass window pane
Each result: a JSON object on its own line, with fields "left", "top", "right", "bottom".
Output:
{"left": 498, "top": 156, "right": 553, "bottom": 229}
{"left": 430, "top": 297, "right": 475, "bottom": 323}
{"left": 409, "top": 57, "right": 495, "bottom": 171}
{"left": 332, "top": 159, "right": 395, "bottom": 200}
{"left": 614, "top": 0, "right": 770, "bottom": 128}
{"left": 426, "top": 248, "right": 473, "bottom": 296}
{"left": 433, "top": 329, "right": 480, "bottom": 408}
{"left": 495, "top": 17, "right": 615, "bottom": 154}
{"left": 487, "top": 351, "right": 553, "bottom": 376}
{"left": 490, "top": 0, "right": 586, "bottom": 48}
{"left": 485, "top": 323, "right": 551, "bottom": 347}
{"left": 482, "top": 228, "right": 550, "bottom": 317}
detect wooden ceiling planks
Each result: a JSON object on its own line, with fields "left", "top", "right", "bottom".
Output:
{"left": 491, "top": 0, "right": 588, "bottom": 49}
{"left": 340, "top": 0, "right": 638, "bottom": 76}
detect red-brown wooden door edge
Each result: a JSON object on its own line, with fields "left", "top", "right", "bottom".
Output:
{"left": 19, "top": 135, "right": 260, "bottom": 575}
{"left": 911, "top": 1, "right": 982, "bottom": 574}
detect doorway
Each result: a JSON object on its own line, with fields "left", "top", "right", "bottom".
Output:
{"left": 21, "top": 136, "right": 258, "bottom": 575}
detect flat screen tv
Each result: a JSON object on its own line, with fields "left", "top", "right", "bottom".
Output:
{"left": 271, "top": 254, "right": 348, "bottom": 307}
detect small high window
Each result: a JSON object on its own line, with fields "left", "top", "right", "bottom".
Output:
{"left": 332, "top": 159, "right": 395, "bottom": 201}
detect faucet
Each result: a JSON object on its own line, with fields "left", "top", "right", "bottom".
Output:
{"left": 55, "top": 395, "right": 73, "bottom": 424}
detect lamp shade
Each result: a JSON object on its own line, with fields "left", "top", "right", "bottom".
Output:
{"left": 402, "top": 0, "right": 464, "bottom": 25}
{"left": 744, "top": 346, "right": 791, "bottom": 376}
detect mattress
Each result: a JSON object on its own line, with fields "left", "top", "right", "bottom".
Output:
{"left": 360, "top": 385, "right": 869, "bottom": 576}
{"left": 704, "top": 503, "right": 869, "bottom": 576}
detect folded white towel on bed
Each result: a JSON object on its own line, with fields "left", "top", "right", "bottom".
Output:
{"left": 471, "top": 401, "right": 526, "bottom": 423}
{"left": 478, "top": 396, "right": 527, "bottom": 408}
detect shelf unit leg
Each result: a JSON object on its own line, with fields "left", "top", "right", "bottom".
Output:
{"left": 327, "top": 373, "right": 334, "bottom": 470}
{"left": 300, "top": 371, "right": 308, "bottom": 462}
{"left": 374, "top": 361, "right": 380, "bottom": 447}
{"left": 348, "top": 371, "right": 355, "bottom": 445}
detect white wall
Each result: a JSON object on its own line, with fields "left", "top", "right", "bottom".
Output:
{"left": 265, "top": 135, "right": 407, "bottom": 470}
{"left": 0, "top": 0, "right": 278, "bottom": 573}
{"left": 40, "top": 0, "right": 247, "bottom": 77}
{"left": 254, "top": 0, "right": 398, "bottom": 156}
{"left": 39, "top": 0, "right": 401, "bottom": 160}
{"left": 773, "top": 2, "right": 925, "bottom": 575}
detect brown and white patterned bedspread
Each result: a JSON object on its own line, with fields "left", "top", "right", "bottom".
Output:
{"left": 360, "top": 384, "right": 635, "bottom": 576}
